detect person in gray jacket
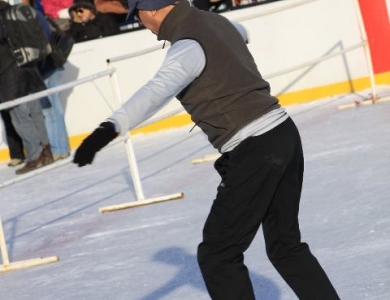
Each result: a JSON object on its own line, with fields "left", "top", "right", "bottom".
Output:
{"left": 73, "top": 1, "right": 340, "bottom": 299}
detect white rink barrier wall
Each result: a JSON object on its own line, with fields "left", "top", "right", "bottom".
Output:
{"left": 1, "top": 0, "right": 389, "bottom": 161}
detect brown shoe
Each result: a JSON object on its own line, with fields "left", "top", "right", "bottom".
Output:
{"left": 15, "top": 155, "right": 44, "bottom": 175}
{"left": 42, "top": 144, "right": 54, "bottom": 165}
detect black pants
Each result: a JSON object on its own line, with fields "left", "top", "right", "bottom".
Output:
{"left": 0, "top": 110, "right": 25, "bottom": 160}
{"left": 197, "top": 118, "right": 339, "bottom": 300}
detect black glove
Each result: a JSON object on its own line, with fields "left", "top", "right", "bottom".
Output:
{"left": 73, "top": 122, "right": 118, "bottom": 167}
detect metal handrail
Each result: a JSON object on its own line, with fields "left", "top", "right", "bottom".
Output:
{"left": 0, "top": 69, "right": 114, "bottom": 112}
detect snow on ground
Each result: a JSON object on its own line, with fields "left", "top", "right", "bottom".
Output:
{"left": 0, "top": 87, "right": 390, "bottom": 299}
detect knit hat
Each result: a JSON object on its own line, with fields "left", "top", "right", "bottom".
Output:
{"left": 69, "top": 0, "right": 96, "bottom": 13}
{"left": 127, "top": 0, "right": 180, "bottom": 20}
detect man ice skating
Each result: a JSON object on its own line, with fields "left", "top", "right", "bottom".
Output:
{"left": 73, "top": 0, "right": 340, "bottom": 299}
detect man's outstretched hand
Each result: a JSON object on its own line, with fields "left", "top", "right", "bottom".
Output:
{"left": 73, "top": 122, "right": 118, "bottom": 167}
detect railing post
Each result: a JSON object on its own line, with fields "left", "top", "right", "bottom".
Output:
{"left": 0, "top": 217, "right": 10, "bottom": 267}
{"left": 0, "top": 216, "right": 58, "bottom": 272}
{"left": 107, "top": 63, "right": 145, "bottom": 201}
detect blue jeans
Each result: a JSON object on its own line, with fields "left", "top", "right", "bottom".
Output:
{"left": 42, "top": 68, "right": 70, "bottom": 156}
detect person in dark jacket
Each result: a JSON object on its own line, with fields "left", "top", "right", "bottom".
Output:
{"left": 68, "top": 0, "right": 119, "bottom": 42}
{"left": 72, "top": 1, "right": 340, "bottom": 299}
{"left": 0, "top": 1, "right": 25, "bottom": 167}
{"left": 0, "top": 1, "right": 54, "bottom": 174}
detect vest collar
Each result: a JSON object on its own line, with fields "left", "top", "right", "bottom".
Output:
{"left": 157, "top": 0, "right": 191, "bottom": 41}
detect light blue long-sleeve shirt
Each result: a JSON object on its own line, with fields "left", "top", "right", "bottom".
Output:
{"left": 108, "top": 23, "right": 287, "bottom": 153}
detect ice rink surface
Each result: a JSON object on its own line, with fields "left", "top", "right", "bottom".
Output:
{"left": 0, "top": 87, "right": 389, "bottom": 299}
